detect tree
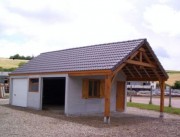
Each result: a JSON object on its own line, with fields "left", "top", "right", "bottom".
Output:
{"left": 173, "top": 81, "right": 180, "bottom": 89}
{"left": 9, "top": 54, "right": 34, "bottom": 60}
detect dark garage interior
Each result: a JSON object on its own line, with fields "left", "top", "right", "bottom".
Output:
{"left": 42, "top": 77, "right": 66, "bottom": 108}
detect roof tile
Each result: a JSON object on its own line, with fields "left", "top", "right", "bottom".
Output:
{"left": 12, "top": 39, "right": 145, "bottom": 74}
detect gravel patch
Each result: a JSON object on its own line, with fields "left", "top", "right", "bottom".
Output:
{"left": 1, "top": 99, "right": 180, "bottom": 137}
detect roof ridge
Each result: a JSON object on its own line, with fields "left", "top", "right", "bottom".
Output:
{"left": 41, "top": 38, "right": 146, "bottom": 55}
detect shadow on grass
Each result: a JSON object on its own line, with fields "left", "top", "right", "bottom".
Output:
{"left": 1, "top": 104, "right": 160, "bottom": 128}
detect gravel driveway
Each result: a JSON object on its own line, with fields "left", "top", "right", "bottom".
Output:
{"left": 1, "top": 99, "right": 180, "bottom": 137}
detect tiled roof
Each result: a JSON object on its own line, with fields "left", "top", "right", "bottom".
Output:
{"left": 12, "top": 39, "right": 146, "bottom": 74}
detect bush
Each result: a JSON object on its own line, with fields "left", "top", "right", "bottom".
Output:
{"left": 0, "top": 67, "right": 16, "bottom": 72}
{"left": 173, "top": 81, "right": 180, "bottom": 89}
{"left": 18, "top": 62, "right": 27, "bottom": 67}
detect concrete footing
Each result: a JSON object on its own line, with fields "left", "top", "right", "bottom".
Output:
{"left": 159, "top": 112, "right": 164, "bottom": 118}
{"left": 104, "top": 116, "right": 110, "bottom": 124}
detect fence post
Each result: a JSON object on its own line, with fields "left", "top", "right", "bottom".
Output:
{"left": 130, "top": 85, "right": 132, "bottom": 102}
{"left": 0, "top": 84, "right": 2, "bottom": 98}
{"left": 149, "top": 86, "right": 153, "bottom": 104}
{"left": 169, "top": 87, "right": 172, "bottom": 107}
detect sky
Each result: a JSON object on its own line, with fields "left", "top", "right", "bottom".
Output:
{"left": 0, "top": 0, "right": 180, "bottom": 70}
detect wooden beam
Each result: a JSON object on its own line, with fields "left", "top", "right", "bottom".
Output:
{"left": 126, "top": 66, "right": 135, "bottom": 78}
{"left": 142, "top": 52, "right": 161, "bottom": 80}
{"left": 130, "top": 51, "right": 139, "bottom": 59}
{"left": 130, "top": 48, "right": 145, "bottom": 60}
{"left": 69, "top": 70, "right": 112, "bottom": 76}
{"left": 142, "top": 52, "right": 152, "bottom": 63}
{"left": 142, "top": 67, "right": 150, "bottom": 78}
{"left": 10, "top": 70, "right": 112, "bottom": 77}
{"left": 126, "top": 59, "right": 156, "bottom": 68}
{"left": 112, "top": 63, "right": 126, "bottom": 76}
{"left": 127, "top": 77, "right": 160, "bottom": 81}
{"left": 133, "top": 66, "right": 142, "bottom": 78}
{"left": 10, "top": 69, "right": 112, "bottom": 77}
{"left": 142, "top": 52, "right": 156, "bottom": 67}
{"left": 159, "top": 80, "right": 165, "bottom": 117}
{"left": 104, "top": 75, "right": 111, "bottom": 123}
{"left": 152, "top": 68, "right": 161, "bottom": 80}
{"left": 139, "top": 47, "right": 146, "bottom": 52}
{"left": 140, "top": 52, "right": 142, "bottom": 62}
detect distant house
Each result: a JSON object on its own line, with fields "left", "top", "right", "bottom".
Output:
{"left": 0, "top": 72, "right": 9, "bottom": 84}
{"left": 9, "top": 39, "right": 168, "bottom": 123}
{"left": 127, "top": 81, "right": 156, "bottom": 91}
{"left": 0, "top": 72, "right": 10, "bottom": 97}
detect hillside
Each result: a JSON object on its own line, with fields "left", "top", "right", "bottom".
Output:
{"left": 0, "top": 58, "right": 28, "bottom": 69}
{"left": 166, "top": 70, "right": 180, "bottom": 86}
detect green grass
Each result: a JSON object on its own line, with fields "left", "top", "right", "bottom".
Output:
{"left": 127, "top": 102, "right": 180, "bottom": 115}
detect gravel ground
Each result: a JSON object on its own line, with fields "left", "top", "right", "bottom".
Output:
{"left": 1, "top": 99, "right": 180, "bottom": 137}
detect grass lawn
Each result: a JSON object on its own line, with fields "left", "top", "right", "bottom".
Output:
{"left": 127, "top": 102, "right": 180, "bottom": 115}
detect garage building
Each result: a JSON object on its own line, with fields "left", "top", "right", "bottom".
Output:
{"left": 9, "top": 39, "right": 168, "bottom": 123}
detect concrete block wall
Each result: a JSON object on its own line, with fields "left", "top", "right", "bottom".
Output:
{"left": 65, "top": 72, "right": 126, "bottom": 115}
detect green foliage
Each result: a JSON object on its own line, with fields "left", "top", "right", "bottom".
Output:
{"left": 18, "top": 62, "right": 27, "bottom": 67}
{"left": 173, "top": 81, "right": 180, "bottom": 89}
{"left": 9, "top": 54, "right": 34, "bottom": 60}
{"left": 127, "top": 102, "right": 180, "bottom": 115}
{"left": 166, "top": 70, "right": 180, "bottom": 74}
{"left": 0, "top": 67, "right": 16, "bottom": 72}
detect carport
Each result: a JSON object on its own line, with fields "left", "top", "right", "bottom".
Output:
{"left": 103, "top": 42, "right": 168, "bottom": 123}
{"left": 69, "top": 40, "right": 168, "bottom": 123}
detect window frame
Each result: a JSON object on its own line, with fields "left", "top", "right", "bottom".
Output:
{"left": 88, "top": 79, "right": 101, "bottom": 98}
{"left": 29, "top": 78, "right": 39, "bottom": 92}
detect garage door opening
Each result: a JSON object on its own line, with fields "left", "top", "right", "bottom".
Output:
{"left": 42, "top": 77, "right": 66, "bottom": 112}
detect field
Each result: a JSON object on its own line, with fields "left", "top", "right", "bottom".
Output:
{"left": 166, "top": 70, "right": 180, "bottom": 86}
{"left": 0, "top": 58, "right": 28, "bottom": 69}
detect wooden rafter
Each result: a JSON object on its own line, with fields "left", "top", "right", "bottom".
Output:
{"left": 125, "top": 66, "right": 135, "bottom": 78}
{"left": 127, "top": 77, "right": 160, "bottom": 81}
{"left": 126, "top": 59, "right": 156, "bottom": 68}
{"left": 139, "top": 47, "right": 146, "bottom": 52}
{"left": 133, "top": 66, "right": 142, "bottom": 78}
{"left": 139, "top": 51, "right": 142, "bottom": 62}
{"left": 142, "top": 67, "right": 150, "bottom": 78}
{"left": 112, "top": 63, "right": 126, "bottom": 76}
{"left": 142, "top": 52, "right": 156, "bottom": 66}
{"left": 142, "top": 52, "right": 161, "bottom": 80}
{"left": 152, "top": 68, "right": 161, "bottom": 80}
{"left": 130, "top": 51, "right": 139, "bottom": 59}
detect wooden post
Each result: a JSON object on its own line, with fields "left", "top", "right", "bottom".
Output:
{"left": 104, "top": 75, "right": 111, "bottom": 124}
{"left": 149, "top": 86, "right": 153, "bottom": 104}
{"left": 169, "top": 87, "right": 172, "bottom": 107}
{"left": 159, "top": 80, "right": 165, "bottom": 117}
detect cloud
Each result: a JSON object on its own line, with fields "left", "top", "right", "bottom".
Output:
{"left": 154, "top": 47, "right": 169, "bottom": 58}
{"left": 143, "top": 4, "right": 180, "bottom": 36}
{"left": 0, "top": 0, "right": 140, "bottom": 57}
{"left": 0, "top": 0, "right": 180, "bottom": 70}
